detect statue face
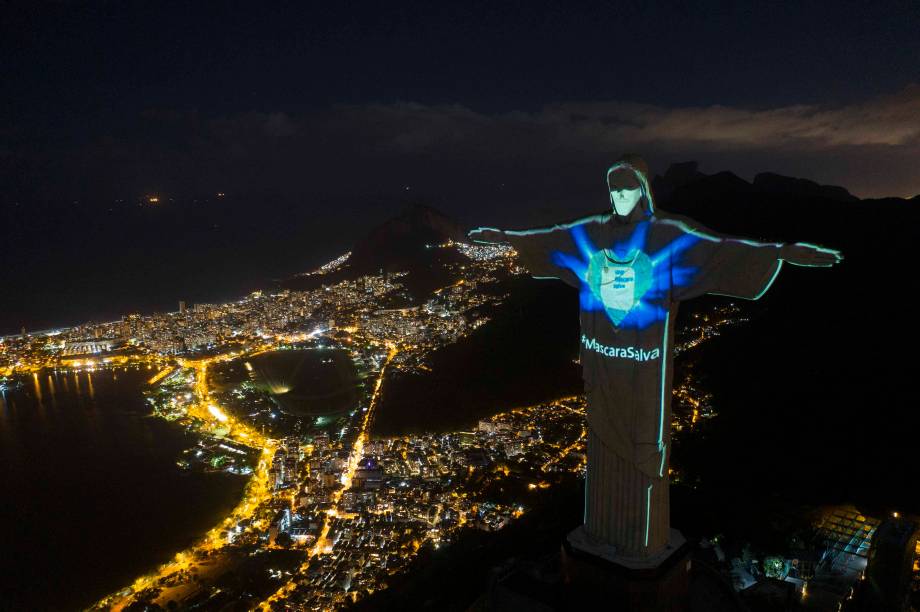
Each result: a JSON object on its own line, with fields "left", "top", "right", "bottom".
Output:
{"left": 610, "top": 187, "right": 642, "bottom": 216}
{"left": 607, "top": 166, "right": 644, "bottom": 216}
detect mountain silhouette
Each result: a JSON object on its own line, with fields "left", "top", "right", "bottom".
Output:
{"left": 752, "top": 172, "right": 857, "bottom": 202}
{"left": 651, "top": 160, "right": 707, "bottom": 201}
{"left": 348, "top": 202, "right": 466, "bottom": 274}
{"left": 652, "top": 161, "right": 859, "bottom": 212}
{"left": 280, "top": 203, "right": 467, "bottom": 296}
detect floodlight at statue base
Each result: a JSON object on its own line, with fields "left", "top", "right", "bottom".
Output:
{"left": 563, "top": 526, "right": 691, "bottom": 612}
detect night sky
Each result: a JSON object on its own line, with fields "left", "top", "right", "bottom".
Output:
{"left": 2, "top": 0, "right": 919, "bottom": 333}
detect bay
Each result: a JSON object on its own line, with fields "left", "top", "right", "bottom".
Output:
{"left": 0, "top": 366, "right": 248, "bottom": 610}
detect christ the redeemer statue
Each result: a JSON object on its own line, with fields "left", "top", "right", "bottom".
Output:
{"left": 469, "top": 155, "right": 841, "bottom": 564}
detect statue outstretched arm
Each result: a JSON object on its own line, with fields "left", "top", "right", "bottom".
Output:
{"left": 779, "top": 242, "right": 844, "bottom": 267}
{"left": 467, "top": 215, "right": 608, "bottom": 287}
{"left": 664, "top": 216, "right": 842, "bottom": 302}
{"left": 467, "top": 227, "right": 507, "bottom": 244}
{"left": 467, "top": 213, "right": 609, "bottom": 244}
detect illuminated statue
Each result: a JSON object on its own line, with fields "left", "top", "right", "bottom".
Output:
{"left": 469, "top": 155, "right": 842, "bottom": 564}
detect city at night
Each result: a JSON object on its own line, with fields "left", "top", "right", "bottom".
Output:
{"left": 1, "top": 2, "right": 919, "bottom": 611}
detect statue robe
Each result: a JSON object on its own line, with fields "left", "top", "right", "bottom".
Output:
{"left": 502, "top": 203, "right": 783, "bottom": 556}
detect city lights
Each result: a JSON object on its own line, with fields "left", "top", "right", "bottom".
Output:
{"left": 4, "top": 238, "right": 745, "bottom": 610}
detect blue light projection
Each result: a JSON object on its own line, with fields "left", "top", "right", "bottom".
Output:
{"left": 550, "top": 221, "right": 702, "bottom": 329}
{"left": 469, "top": 155, "right": 843, "bottom": 557}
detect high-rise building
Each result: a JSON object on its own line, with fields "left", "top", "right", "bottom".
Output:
{"left": 179, "top": 300, "right": 187, "bottom": 314}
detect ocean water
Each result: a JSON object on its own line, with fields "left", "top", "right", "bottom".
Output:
{"left": 0, "top": 366, "right": 248, "bottom": 610}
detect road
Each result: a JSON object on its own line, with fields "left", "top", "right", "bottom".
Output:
{"left": 259, "top": 343, "right": 398, "bottom": 609}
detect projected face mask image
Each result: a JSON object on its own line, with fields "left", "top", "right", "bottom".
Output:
{"left": 587, "top": 248, "right": 653, "bottom": 325}
{"left": 550, "top": 222, "right": 703, "bottom": 329}
{"left": 609, "top": 187, "right": 642, "bottom": 216}
{"left": 608, "top": 168, "right": 643, "bottom": 216}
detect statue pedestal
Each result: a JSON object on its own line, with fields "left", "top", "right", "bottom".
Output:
{"left": 562, "top": 526, "right": 691, "bottom": 612}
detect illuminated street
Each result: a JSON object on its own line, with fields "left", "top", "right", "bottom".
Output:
{"left": 3, "top": 242, "right": 750, "bottom": 610}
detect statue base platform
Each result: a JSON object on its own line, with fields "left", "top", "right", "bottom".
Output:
{"left": 561, "top": 526, "right": 692, "bottom": 612}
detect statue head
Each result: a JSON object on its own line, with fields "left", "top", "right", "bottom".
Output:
{"left": 606, "top": 154, "right": 654, "bottom": 219}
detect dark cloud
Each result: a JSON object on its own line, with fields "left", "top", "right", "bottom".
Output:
{"left": 6, "top": 85, "right": 918, "bottom": 213}
{"left": 327, "top": 85, "right": 920, "bottom": 197}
